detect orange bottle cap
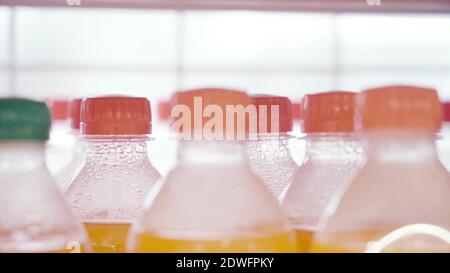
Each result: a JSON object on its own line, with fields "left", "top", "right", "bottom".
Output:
{"left": 70, "top": 98, "right": 82, "bottom": 130}
{"left": 157, "top": 100, "right": 171, "bottom": 122}
{"left": 251, "top": 94, "right": 292, "bottom": 133}
{"left": 359, "top": 85, "right": 441, "bottom": 132}
{"left": 81, "top": 96, "right": 152, "bottom": 135}
{"left": 47, "top": 99, "right": 70, "bottom": 121}
{"left": 301, "top": 91, "right": 356, "bottom": 133}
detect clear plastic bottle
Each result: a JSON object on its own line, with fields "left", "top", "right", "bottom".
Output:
{"left": 55, "top": 98, "right": 85, "bottom": 190}
{"left": 281, "top": 91, "right": 364, "bottom": 252}
{"left": 246, "top": 95, "right": 297, "bottom": 199}
{"left": 148, "top": 99, "right": 177, "bottom": 177}
{"left": 127, "top": 88, "right": 296, "bottom": 253}
{"left": 289, "top": 100, "right": 306, "bottom": 166}
{"left": 0, "top": 98, "right": 89, "bottom": 253}
{"left": 64, "top": 96, "right": 161, "bottom": 253}
{"left": 311, "top": 85, "right": 450, "bottom": 253}
{"left": 437, "top": 102, "right": 450, "bottom": 171}
{"left": 45, "top": 98, "right": 73, "bottom": 176}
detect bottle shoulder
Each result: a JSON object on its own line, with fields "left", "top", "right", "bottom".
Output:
{"left": 67, "top": 159, "right": 161, "bottom": 187}
{"left": 64, "top": 159, "right": 161, "bottom": 220}
{"left": 321, "top": 161, "right": 450, "bottom": 232}
{"left": 0, "top": 169, "right": 88, "bottom": 251}
{"left": 136, "top": 163, "right": 289, "bottom": 233}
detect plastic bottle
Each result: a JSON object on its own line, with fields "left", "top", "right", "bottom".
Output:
{"left": 55, "top": 98, "right": 85, "bottom": 190}
{"left": 64, "top": 96, "right": 161, "bottom": 253}
{"left": 0, "top": 98, "right": 89, "bottom": 253}
{"left": 281, "top": 91, "right": 364, "bottom": 252}
{"left": 148, "top": 99, "right": 177, "bottom": 177}
{"left": 245, "top": 95, "right": 297, "bottom": 199}
{"left": 127, "top": 88, "right": 296, "bottom": 253}
{"left": 311, "top": 85, "right": 450, "bottom": 253}
{"left": 437, "top": 102, "right": 450, "bottom": 171}
{"left": 289, "top": 100, "right": 307, "bottom": 167}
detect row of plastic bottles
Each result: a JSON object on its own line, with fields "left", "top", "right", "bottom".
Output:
{"left": 0, "top": 85, "right": 449, "bottom": 253}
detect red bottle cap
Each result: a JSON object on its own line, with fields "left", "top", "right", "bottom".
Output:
{"left": 251, "top": 95, "right": 292, "bottom": 133}
{"left": 443, "top": 102, "right": 450, "bottom": 122}
{"left": 157, "top": 100, "right": 171, "bottom": 122}
{"left": 301, "top": 91, "right": 356, "bottom": 133}
{"left": 291, "top": 101, "right": 301, "bottom": 121}
{"left": 70, "top": 98, "right": 82, "bottom": 130}
{"left": 47, "top": 99, "right": 70, "bottom": 121}
{"left": 359, "top": 85, "right": 441, "bottom": 132}
{"left": 81, "top": 96, "right": 152, "bottom": 135}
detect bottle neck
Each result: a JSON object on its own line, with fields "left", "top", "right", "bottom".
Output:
{"left": 246, "top": 132, "right": 293, "bottom": 162}
{"left": 365, "top": 130, "right": 438, "bottom": 163}
{"left": 0, "top": 142, "right": 46, "bottom": 171}
{"left": 83, "top": 135, "right": 150, "bottom": 164}
{"left": 439, "top": 122, "right": 450, "bottom": 137}
{"left": 304, "top": 133, "right": 363, "bottom": 162}
{"left": 177, "top": 140, "right": 247, "bottom": 165}
{"left": 247, "top": 132, "right": 292, "bottom": 142}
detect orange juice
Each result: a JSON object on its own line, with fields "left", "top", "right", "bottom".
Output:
{"left": 130, "top": 231, "right": 297, "bottom": 253}
{"left": 3, "top": 241, "right": 88, "bottom": 253}
{"left": 310, "top": 87, "right": 450, "bottom": 255}
{"left": 49, "top": 246, "right": 87, "bottom": 253}
{"left": 128, "top": 90, "right": 300, "bottom": 255}
{"left": 84, "top": 222, "right": 131, "bottom": 253}
{"left": 63, "top": 97, "right": 161, "bottom": 254}
{"left": 310, "top": 242, "right": 357, "bottom": 253}
{"left": 295, "top": 228, "right": 314, "bottom": 252}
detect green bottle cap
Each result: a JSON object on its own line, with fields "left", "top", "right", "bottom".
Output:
{"left": 0, "top": 98, "right": 51, "bottom": 141}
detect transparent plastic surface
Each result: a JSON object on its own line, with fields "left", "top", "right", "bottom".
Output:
{"left": 437, "top": 123, "right": 450, "bottom": 171}
{"left": 55, "top": 133, "right": 86, "bottom": 190}
{"left": 311, "top": 131, "right": 450, "bottom": 253}
{"left": 246, "top": 133, "right": 298, "bottom": 199}
{"left": 128, "top": 141, "right": 296, "bottom": 253}
{"left": 46, "top": 120, "right": 75, "bottom": 176}
{"left": 280, "top": 134, "right": 364, "bottom": 252}
{"left": 148, "top": 121, "right": 177, "bottom": 177}
{"left": 0, "top": 142, "right": 89, "bottom": 253}
{"left": 289, "top": 134, "right": 306, "bottom": 166}
{"left": 64, "top": 136, "right": 161, "bottom": 252}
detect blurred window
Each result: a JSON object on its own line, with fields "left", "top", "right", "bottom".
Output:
{"left": 0, "top": 8, "right": 448, "bottom": 101}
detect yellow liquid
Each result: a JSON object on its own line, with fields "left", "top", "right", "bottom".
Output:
{"left": 49, "top": 249, "right": 76, "bottom": 253}
{"left": 310, "top": 242, "right": 357, "bottom": 253}
{"left": 84, "top": 222, "right": 131, "bottom": 253}
{"left": 10, "top": 244, "right": 87, "bottom": 253}
{"left": 295, "top": 229, "right": 314, "bottom": 253}
{"left": 49, "top": 246, "right": 87, "bottom": 253}
{"left": 5, "top": 241, "right": 88, "bottom": 253}
{"left": 131, "top": 232, "right": 298, "bottom": 253}
{"left": 9, "top": 247, "right": 86, "bottom": 253}
{"left": 310, "top": 231, "right": 450, "bottom": 253}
